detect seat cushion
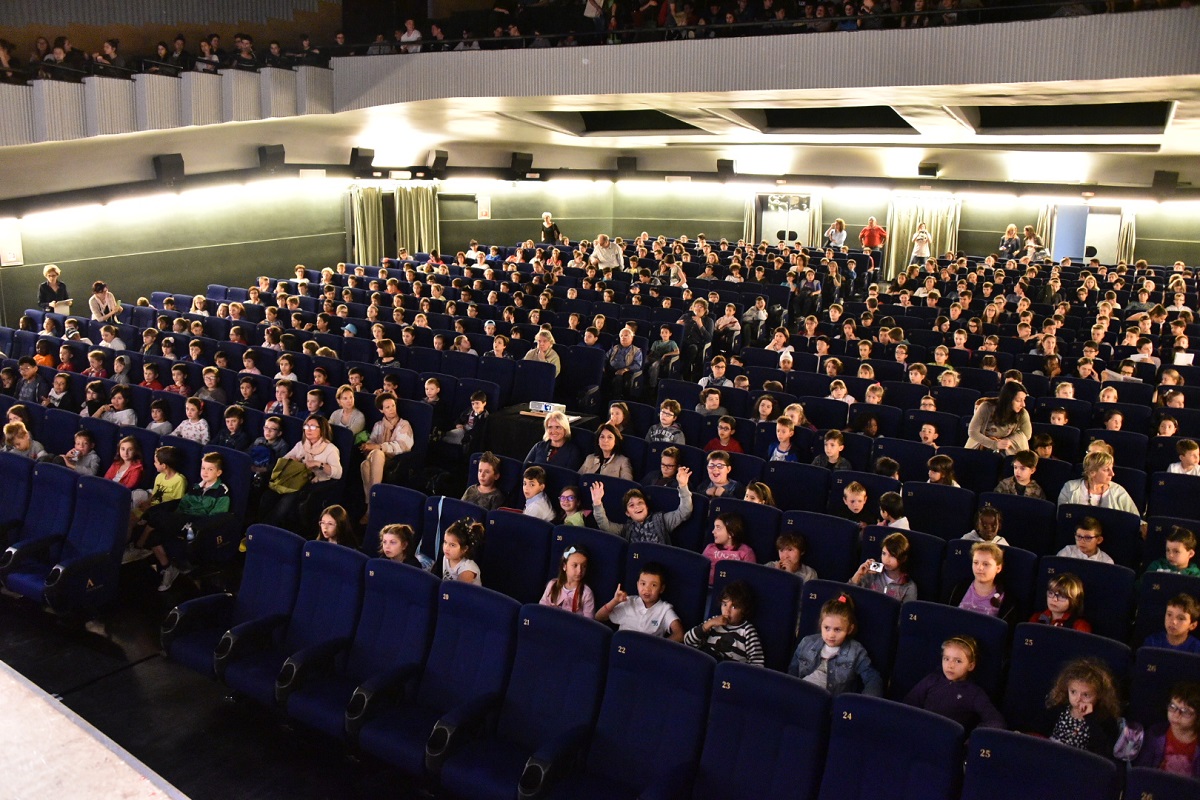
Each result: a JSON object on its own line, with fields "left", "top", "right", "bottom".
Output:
{"left": 440, "top": 737, "right": 530, "bottom": 800}
{"left": 357, "top": 704, "right": 442, "bottom": 778}
{"left": 4, "top": 565, "right": 50, "bottom": 602}
{"left": 222, "top": 649, "right": 289, "bottom": 708}
{"left": 166, "top": 629, "right": 224, "bottom": 678}
{"left": 285, "top": 674, "right": 360, "bottom": 740}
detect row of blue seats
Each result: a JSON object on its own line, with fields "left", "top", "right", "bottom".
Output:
{"left": 161, "top": 526, "right": 1197, "bottom": 800}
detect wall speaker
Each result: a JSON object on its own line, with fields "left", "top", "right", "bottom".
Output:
{"left": 616, "top": 156, "right": 638, "bottom": 175}
{"left": 509, "top": 152, "right": 534, "bottom": 178}
{"left": 1152, "top": 170, "right": 1179, "bottom": 190}
{"left": 918, "top": 162, "right": 940, "bottom": 178}
{"left": 152, "top": 153, "right": 185, "bottom": 184}
{"left": 716, "top": 159, "right": 735, "bottom": 177}
{"left": 257, "top": 144, "right": 286, "bottom": 172}
{"left": 429, "top": 149, "right": 448, "bottom": 177}
{"left": 349, "top": 147, "right": 375, "bottom": 172}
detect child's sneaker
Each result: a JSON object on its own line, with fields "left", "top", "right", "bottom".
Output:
{"left": 157, "top": 565, "right": 180, "bottom": 592}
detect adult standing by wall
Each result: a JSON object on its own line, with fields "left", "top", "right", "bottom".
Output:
{"left": 824, "top": 218, "right": 848, "bottom": 248}
{"left": 999, "top": 224, "right": 1022, "bottom": 261}
{"left": 910, "top": 221, "right": 932, "bottom": 265}
{"left": 540, "top": 211, "right": 562, "bottom": 243}
{"left": 38, "top": 264, "right": 70, "bottom": 312}
{"left": 859, "top": 217, "right": 888, "bottom": 253}
{"left": 967, "top": 380, "right": 1031, "bottom": 456}
{"left": 88, "top": 280, "right": 122, "bottom": 322}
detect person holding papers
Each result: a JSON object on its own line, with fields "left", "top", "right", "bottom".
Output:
{"left": 38, "top": 264, "right": 71, "bottom": 313}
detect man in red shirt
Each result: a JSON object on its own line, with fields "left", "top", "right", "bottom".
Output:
{"left": 859, "top": 216, "right": 888, "bottom": 251}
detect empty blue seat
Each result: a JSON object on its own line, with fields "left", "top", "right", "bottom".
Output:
{"left": 818, "top": 694, "right": 964, "bottom": 800}
{"left": 624, "top": 541, "right": 710, "bottom": 629}
{"left": 0, "top": 452, "right": 35, "bottom": 544}
{"left": 902, "top": 482, "right": 977, "bottom": 540}
{"left": 889, "top": 600, "right": 1008, "bottom": 703}
{"left": 861, "top": 525, "right": 945, "bottom": 601}
{"left": 1122, "top": 765, "right": 1200, "bottom": 799}
{"left": 1037, "top": 556, "right": 1135, "bottom": 642}
{"left": 217, "top": 541, "right": 368, "bottom": 708}
{"left": 162, "top": 525, "right": 305, "bottom": 678}
{"left": 355, "top": 582, "right": 521, "bottom": 779}
{"left": 762, "top": 461, "right": 830, "bottom": 513}
{"left": 1084, "top": 428, "right": 1149, "bottom": 471}
{"left": 960, "top": 728, "right": 1119, "bottom": 800}
{"left": 436, "top": 606, "right": 611, "bottom": 800}
{"left": 482, "top": 510, "right": 553, "bottom": 603}
{"left": 801, "top": 397, "right": 849, "bottom": 430}
{"left": 692, "top": 662, "right": 831, "bottom": 800}
{"left": 871, "top": 437, "right": 936, "bottom": 483}
{"left": 1002, "top": 623, "right": 1131, "bottom": 733}
{"left": 799, "top": 579, "right": 899, "bottom": 683}
{"left": 782, "top": 510, "right": 859, "bottom": 583}
{"left": 283, "top": 559, "right": 440, "bottom": 740}
{"left": 539, "top": 631, "right": 715, "bottom": 800}
{"left": 1149, "top": 471, "right": 1199, "bottom": 519}
{"left": 709, "top": 561, "right": 802, "bottom": 672}
{"left": 933, "top": 446, "right": 1002, "bottom": 496}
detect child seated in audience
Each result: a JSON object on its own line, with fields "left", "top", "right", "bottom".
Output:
{"left": 2, "top": 420, "right": 44, "bottom": 459}
{"left": 788, "top": 594, "right": 883, "bottom": 696}
{"left": 241, "top": 351, "right": 261, "bottom": 375}
{"left": 903, "top": 636, "right": 1005, "bottom": 732}
{"left": 1057, "top": 517, "right": 1113, "bottom": 563}
{"left": 460, "top": 452, "right": 506, "bottom": 512}
{"left": 949, "top": 542, "right": 1014, "bottom": 623}
{"left": 863, "top": 384, "right": 885, "bottom": 405}
{"left": 1103, "top": 409, "right": 1123, "bottom": 431}
{"left": 55, "top": 345, "right": 75, "bottom": 372}
{"left": 874, "top": 456, "right": 901, "bottom": 481}
{"left": 701, "top": 513, "right": 756, "bottom": 584}
{"left": 851, "top": 531, "right": 917, "bottom": 603}
{"left": 556, "top": 486, "right": 589, "bottom": 527}
{"left": 1037, "top": 658, "right": 1121, "bottom": 757}
{"left": 146, "top": 398, "right": 174, "bottom": 436}
{"left": 236, "top": 377, "right": 262, "bottom": 410}
{"left": 994, "top": 449, "right": 1046, "bottom": 498}
{"left": 596, "top": 563, "right": 684, "bottom": 642}
{"left": 435, "top": 518, "right": 482, "bottom": 585}
{"left": 317, "top": 505, "right": 359, "bottom": 549}
{"left": 305, "top": 388, "right": 324, "bottom": 416}
{"left": 1136, "top": 681, "right": 1200, "bottom": 779}
{"left": 106, "top": 436, "right": 146, "bottom": 506}
{"left": 834, "top": 481, "right": 874, "bottom": 530}
{"left": 274, "top": 353, "right": 298, "bottom": 382}
{"left": 265, "top": 380, "right": 297, "bottom": 417}
{"left": 379, "top": 523, "right": 420, "bottom": 567}
{"left": 697, "top": 355, "right": 731, "bottom": 389}
{"left": 142, "top": 451, "right": 231, "bottom": 592}
{"left": 766, "top": 532, "right": 817, "bottom": 582}
{"left": 683, "top": 580, "right": 764, "bottom": 666}
{"left": 42, "top": 372, "right": 70, "bottom": 409}
{"left": 927, "top": 454, "right": 960, "bottom": 487}
{"left": 878, "top": 491, "right": 910, "bottom": 529}
{"left": 1048, "top": 407, "right": 1069, "bottom": 426}
{"left": 812, "top": 429, "right": 852, "bottom": 471}
{"left": 1169, "top": 439, "right": 1200, "bottom": 476}
{"left": 1144, "top": 526, "right": 1200, "bottom": 577}
{"left": 33, "top": 340, "right": 55, "bottom": 368}
{"left": 827, "top": 379, "right": 855, "bottom": 405}
{"left": 766, "top": 416, "right": 801, "bottom": 463}
{"left": 0, "top": 367, "right": 17, "bottom": 397}
{"left": 918, "top": 422, "right": 939, "bottom": 449}
{"left": 646, "top": 399, "right": 685, "bottom": 444}
{"left": 704, "top": 415, "right": 743, "bottom": 454}
{"left": 80, "top": 350, "right": 107, "bottom": 379}
{"left": 521, "top": 465, "right": 555, "bottom": 523}
{"left": 112, "top": 355, "right": 131, "bottom": 385}
{"left": 127, "top": 445, "right": 186, "bottom": 556}
{"left": 443, "top": 390, "right": 489, "bottom": 451}
{"left": 700, "top": 450, "right": 741, "bottom": 498}
{"left": 172, "top": 397, "right": 210, "bottom": 445}
{"left": 591, "top": 466, "right": 693, "bottom": 545}
{"left": 139, "top": 362, "right": 163, "bottom": 392}
{"left": 1156, "top": 415, "right": 1179, "bottom": 438}
{"left": 919, "top": 395, "right": 937, "bottom": 412}
{"left": 1031, "top": 432, "right": 1056, "bottom": 461}
{"left": 695, "top": 387, "right": 726, "bottom": 418}
{"left": 213, "top": 406, "right": 249, "bottom": 451}
{"left": 56, "top": 429, "right": 100, "bottom": 476}
{"left": 743, "top": 482, "right": 775, "bottom": 506}
{"left": 80, "top": 380, "right": 107, "bottom": 417}
{"left": 165, "top": 364, "right": 191, "bottom": 396}
{"left": 194, "top": 367, "right": 226, "bottom": 404}
{"left": 1144, "top": 593, "right": 1200, "bottom": 654}
{"left": 1029, "top": 573, "right": 1092, "bottom": 632}
{"left": 539, "top": 545, "right": 594, "bottom": 618}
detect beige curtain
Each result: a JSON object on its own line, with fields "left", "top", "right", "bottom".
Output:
{"left": 883, "top": 195, "right": 962, "bottom": 280}
{"left": 395, "top": 183, "right": 440, "bottom": 255}
{"left": 743, "top": 196, "right": 756, "bottom": 245}
{"left": 806, "top": 195, "right": 823, "bottom": 250}
{"left": 1116, "top": 209, "right": 1137, "bottom": 264}
{"left": 347, "top": 185, "right": 385, "bottom": 266}
{"left": 1036, "top": 204, "right": 1057, "bottom": 258}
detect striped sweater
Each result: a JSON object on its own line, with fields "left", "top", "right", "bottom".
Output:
{"left": 684, "top": 621, "right": 764, "bottom": 666}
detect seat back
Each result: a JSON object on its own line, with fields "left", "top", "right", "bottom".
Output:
{"left": 584, "top": 632, "right": 714, "bottom": 795}
{"left": 694, "top": 662, "right": 831, "bottom": 800}
{"left": 762, "top": 461, "right": 830, "bottom": 513}
{"left": 1134, "top": 571, "right": 1200, "bottom": 646}
{"left": 889, "top": 601, "right": 1008, "bottom": 701}
{"left": 549, "top": 525, "right": 627, "bottom": 606}
{"left": 1128, "top": 646, "right": 1200, "bottom": 730}
{"left": 960, "top": 728, "right": 1118, "bottom": 800}
{"left": 818, "top": 695, "right": 964, "bottom": 800}
{"left": 871, "top": 437, "right": 936, "bottom": 483}
{"left": 976, "top": 492, "right": 1057, "bottom": 555}
{"left": 345, "top": 560, "right": 441, "bottom": 681}
{"left": 421, "top": 496, "right": 487, "bottom": 565}
{"left": 709, "top": 561, "right": 802, "bottom": 672}
{"left": 232, "top": 525, "right": 307, "bottom": 627}
{"left": 1122, "top": 767, "right": 1200, "bottom": 800}
{"left": 416, "top": 582, "right": 521, "bottom": 715}
{"left": 1055, "top": 504, "right": 1143, "bottom": 571}
{"left": 17, "top": 462, "right": 79, "bottom": 547}
{"left": 902, "top": 482, "right": 977, "bottom": 540}
{"left": 494, "top": 605, "right": 611, "bottom": 752}
{"left": 781, "top": 510, "right": 860, "bottom": 583}
{"left": 1002, "top": 623, "right": 1131, "bottom": 733}
{"left": 932, "top": 446, "right": 1002, "bottom": 495}
{"left": 624, "top": 541, "right": 711, "bottom": 629}
{"left": 60, "top": 476, "right": 131, "bottom": 565}
{"left": 1149, "top": 471, "right": 1199, "bottom": 519}
{"left": 481, "top": 510, "right": 553, "bottom": 603}
{"left": 799, "top": 579, "right": 899, "bottom": 682}
{"left": 283, "top": 542, "right": 369, "bottom": 654}
{"left": 0, "top": 452, "right": 34, "bottom": 531}
{"left": 1037, "top": 557, "right": 1135, "bottom": 642}
{"left": 365, "top": 484, "right": 427, "bottom": 557}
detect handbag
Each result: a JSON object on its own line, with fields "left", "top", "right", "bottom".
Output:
{"left": 267, "top": 458, "right": 311, "bottom": 495}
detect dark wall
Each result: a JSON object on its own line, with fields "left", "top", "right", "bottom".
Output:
{"left": 0, "top": 182, "right": 345, "bottom": 325}
{"left": 1131, "top": 206, "right": 1200, "bottom": 267}
{"left": 958, "top": 199, "right": 1040, "bottom": 257}
{"left": 821, "top": 195, "right": 889, "bottom": 244}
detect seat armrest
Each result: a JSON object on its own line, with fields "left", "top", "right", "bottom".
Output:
{"left": 161, "top": 593, "right": 235, "bottom": 651}
{"left": 213, "top": 613, "right": 289, "bottom": 680}
{"left": 518, "top": 725, "right": 590, "bottom": 800}
{"left": 424, "top": 692, "right": 502, "bottom": 774}
{"left": 0, "top": 534, "right": 65, "bottom": 576}
{"left": 345, "top": 663, "right": 423, "bottom": 739}
{"left": 274, "top": 637, "right": 352, "bottom": 705}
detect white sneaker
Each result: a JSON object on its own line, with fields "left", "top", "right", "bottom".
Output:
{"left": 157, "top": 565, "right": 181, "bottom": 592}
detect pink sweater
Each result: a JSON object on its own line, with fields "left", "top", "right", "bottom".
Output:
{"left": 701, "top": 543, "right": 756, "bottom": 584}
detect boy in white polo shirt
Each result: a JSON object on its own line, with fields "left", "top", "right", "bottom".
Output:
{"left": 596, "top": 563, "right": 684, "bottom": 642}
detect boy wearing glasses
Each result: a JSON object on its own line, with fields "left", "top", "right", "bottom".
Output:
{"left": 700, "top": 451, "right": 742, "bottom": 499}
{"left": 1056, "top": 516, "right": 1114, "bottom": 564}
{"left": 646, "top": 399, "right": 685, "bottom": 445}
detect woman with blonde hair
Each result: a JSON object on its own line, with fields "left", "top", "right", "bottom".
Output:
{"left": 1056, "top": 451, "right": 1138, "bottom": 513}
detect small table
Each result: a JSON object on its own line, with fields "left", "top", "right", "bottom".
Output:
{"left": 483, "top": 404, "right": 600, "bottom": 462}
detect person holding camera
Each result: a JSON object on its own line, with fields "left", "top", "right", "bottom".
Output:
{"left": 849, "top": 531, "right": 917, "bottom": 603}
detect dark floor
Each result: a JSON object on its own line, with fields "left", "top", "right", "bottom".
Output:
{"left": 0, "top": 561, "right": 420, "bottom": 800}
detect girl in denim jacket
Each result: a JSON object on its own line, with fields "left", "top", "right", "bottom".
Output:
{"left": 788, "top": 594, "right": 883, "bottom": 696}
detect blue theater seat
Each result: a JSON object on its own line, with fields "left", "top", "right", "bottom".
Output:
{"left": 818, "top": 695, "right": 964, "bottom": 800}
{"left": 539, "top": 632, "right": 715, "bottom": 800}
{"left": 217, "top": 541, "right": 368, "bottom": 708}
{"left": 482, "top": 510, "right": 553, "bottom": 603}
{"left": 871, "top": 437, "right": 936, "bottom": 483}
{"left": 1122, "top": 766, "right": 1200, "bottom": 800}
{"left": 960, "top": 728, "right": 1119, "bottom": 800}
{"left": 624, "top": 541, "right": 711, "bottom": 629}
{"left": 709, "top": 561, "right": 802, "bottom": 672}
{"left": 1149, "top": 471, "right": 1200, "bottom": 519}
{"left": 162, "top": 525, "right": 305, "bottom": 678}
{"left": 364, "top": 484, "right": 426, "bottom": 557}
{"left": 1128, "top": 646, "right": 1200, "bottom": 730}
{"left": 799, "top": 580, "right": 899, "bottom": 683}
{"left": 888, "top": 601, "right": 1008, "bottom": 702}
{"left": 436, "top": 606, "right": 611, "bottom": 800}
{"left": 0, "top": 452, "right": 35, "bottom": 545}
{"left": 1134, "top": 571, "right": 1200, "bottom": 646}
{"left": 692, "top": 662, "right": 831, "bottom": 800}
{"left": 355, "top": 582, "right": 520, "bottom": 780}
{"left": 782, "top": 510, "right": 860, "bottom": 583}
{"left": 976, "top": 492, "right": 1057, "bottom": 556}
{"left": 284, "top": 559, "right": 440, "bottom": 741}
{"left": 762, "top": 461, "right": 830, "bottom": 513}
{"left": 902, "top": 482, "right": 977, "bottom": 540}
{"left": 1036, "top": 557, "right": 1135, "bottom": 642}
